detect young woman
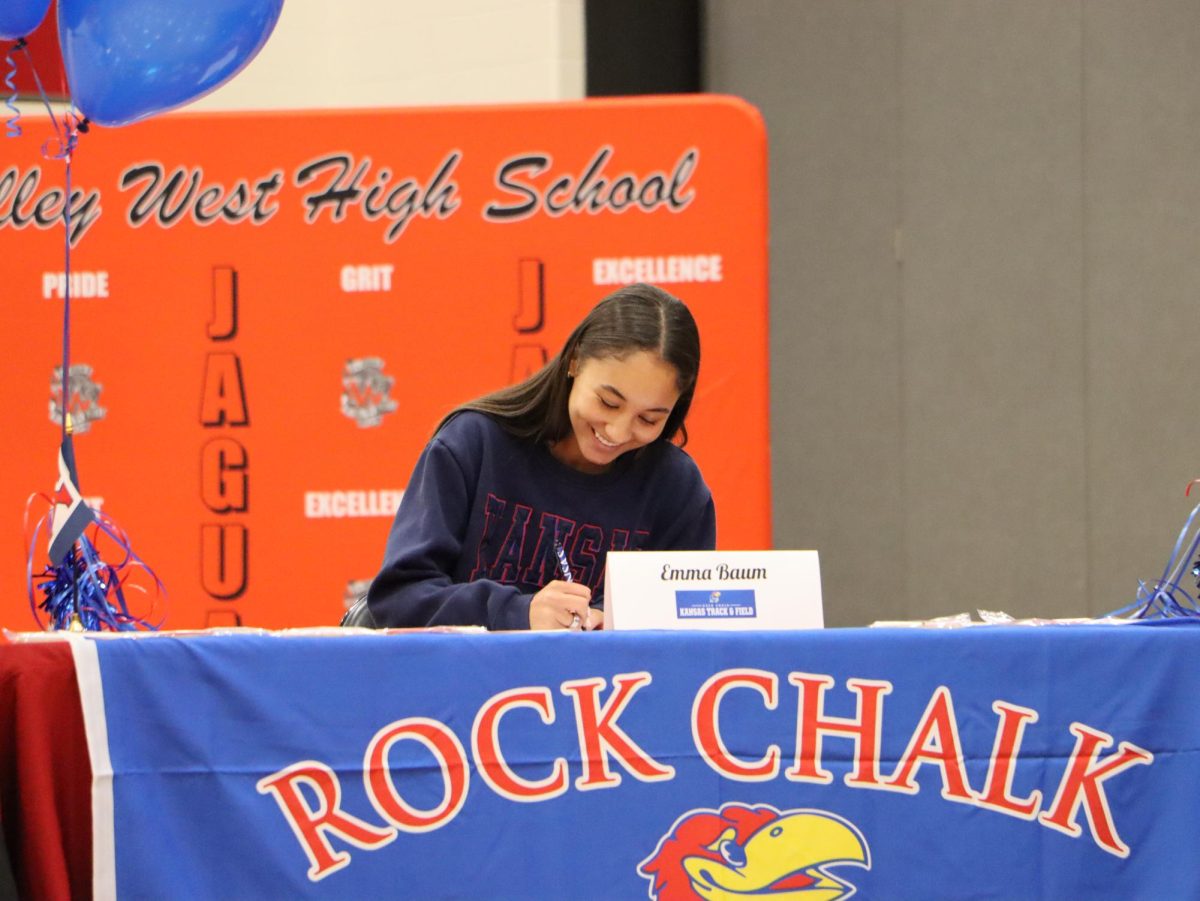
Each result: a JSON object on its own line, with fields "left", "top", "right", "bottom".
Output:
{"left": 364, "top": 282, "right": 716, "bottom": 630}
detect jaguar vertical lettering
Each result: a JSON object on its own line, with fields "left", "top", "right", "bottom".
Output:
{"left": 199, "top": 267, "right": 250, "bottom": 612}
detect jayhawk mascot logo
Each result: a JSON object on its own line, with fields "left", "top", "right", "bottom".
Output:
{"left": 638, "top": 803, "right": 870, "bottom": 901}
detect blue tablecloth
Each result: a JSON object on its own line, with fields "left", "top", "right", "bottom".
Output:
{"left": 72, "top": 623, "right": 1200, "bottom": 900}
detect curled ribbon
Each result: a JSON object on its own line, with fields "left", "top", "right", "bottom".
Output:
{"left": 25, "top": 493, "right": 166, "bottom": 632}
{"left": 1107, "top": 481, "right": 1200, "bottom": 620}
{"left": 4, "top": 39, "right": 23, "bottom": 138}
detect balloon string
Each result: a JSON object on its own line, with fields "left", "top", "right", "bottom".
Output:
{"left": 13, "top": 35, "right": 84, "bottom": 434}
{"left": 12, "top": 39, "right": 82, "bottom": 394}
{"left": 61, "top": 141, "right": 72, "bottom": 438}
{"left": 12, "top": 38, "right": 90, "bottom": 610}
{"left": 3, "top": 39, "right": 20, "bottom": 138}
{"left": 13, "top": 37, "right": 85, "bottom": 160}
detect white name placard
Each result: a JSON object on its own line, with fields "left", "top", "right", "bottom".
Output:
{"left": 604, "top": 550, "right": 823, "bottom": 631}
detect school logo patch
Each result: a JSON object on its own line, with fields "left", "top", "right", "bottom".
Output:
{"left": 638, "top": 803, "right": 870, "bottom": 901}
{"left": 49, "top": 364, "right": 107, "bottom": 433}
{"left": 340, "top": 357, "right": 397, "bottom": 428}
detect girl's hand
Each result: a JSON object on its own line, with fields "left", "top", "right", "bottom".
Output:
{"left": 529, "top": 580, "right": 593, "bottom": 630}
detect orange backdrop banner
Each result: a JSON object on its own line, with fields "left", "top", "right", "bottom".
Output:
{"left": 0, "top": 95, "right": 771, "bottom": 630}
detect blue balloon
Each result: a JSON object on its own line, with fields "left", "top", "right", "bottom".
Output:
{"left": 0, "top": 0, "right": 51, "bottom": 40}
{"left": 57, "top": 0, "right": 284, "bottom": 127}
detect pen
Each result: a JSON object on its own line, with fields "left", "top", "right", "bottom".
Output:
{"left": 554, "top": 542, "right": 584, "bottom": 631}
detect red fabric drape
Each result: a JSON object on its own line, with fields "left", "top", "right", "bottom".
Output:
{"left": 0, "top": 641, "right": 92, "bottom": 900}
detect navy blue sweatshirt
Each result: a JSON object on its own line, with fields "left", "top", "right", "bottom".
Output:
{"left": 366, "top": 411, "right": 716, "bottom": 629}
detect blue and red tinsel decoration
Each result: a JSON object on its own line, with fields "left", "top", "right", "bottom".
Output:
{"left": 25, "top": 428, "right": 164, "bottom": 631}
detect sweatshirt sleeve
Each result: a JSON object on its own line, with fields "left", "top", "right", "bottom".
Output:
{"left": 651, "top": 450, "right": 717, "bottom": 551}
{"left": 365, "top": 432, "right": 533, "bottom": 630}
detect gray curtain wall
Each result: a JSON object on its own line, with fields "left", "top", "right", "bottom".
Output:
{"left": 705, "top": 0, "right": 1200, "bottom": 626}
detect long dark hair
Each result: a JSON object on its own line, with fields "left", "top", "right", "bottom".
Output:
{"left": 440, "top": 283, "right": 701, "bottom": 447}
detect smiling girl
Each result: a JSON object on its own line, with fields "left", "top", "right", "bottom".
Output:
{"left": 364, "top": 283, "right": 716, "bottom": 630}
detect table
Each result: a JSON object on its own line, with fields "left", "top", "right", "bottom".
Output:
{"left": 3, "top": 622, "right": 1199, "bottom": 900}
